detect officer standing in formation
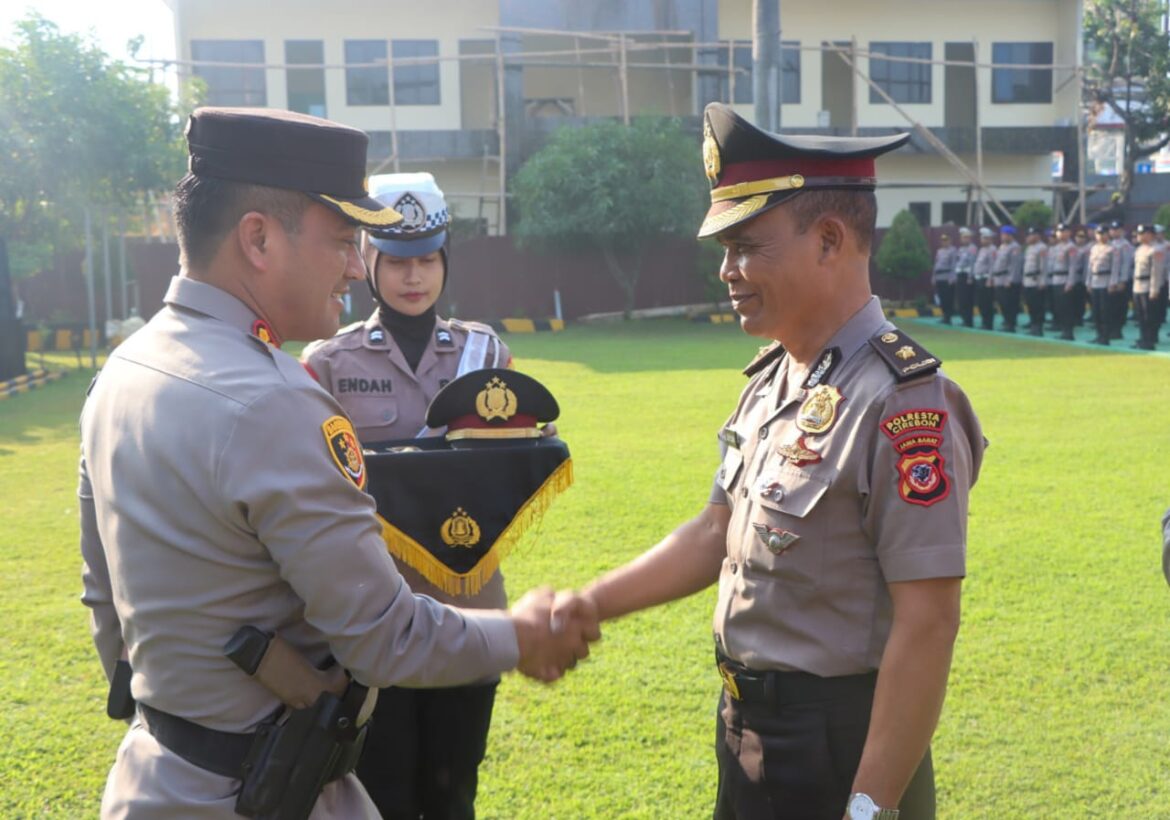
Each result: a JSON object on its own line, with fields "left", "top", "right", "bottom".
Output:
{"left": 1087, "top": 224, "right": 1121, "bottom": 345}
{"left": 302, "top": 172, "right": 514, "bottom": 820}
{"left": 953, "top": 227, "right": 976, "bottom": 328}
{"left": 1072, "top": 226, "right": 1091, "bottom": 329}
{"left": 930, "top": 233, "right": 957, "bottom": 325}
{"left": 79, "top": 107, "right": 597, "bottom": 818}
{"left": 554, "top": 103, "right": 985, "bottom": 820}
{"left": 1021, "top": 227, "right": 1048, "bottom": 336}
{"left": 992, "top": 225, "right": 1022, "bottom": 332}
{"left": 1131, "top": 224, "right": 1166, "bottom": 350}
{"left": 973, "top": 227, "right": 998, "bottom": 330}
{"left": 1045, "top": 224, "right": 1076, "bottom": 340}
{"left": 1109, "top": 219, "right": 1135, "bottom": 340}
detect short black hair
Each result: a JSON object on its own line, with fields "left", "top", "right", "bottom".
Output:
{"left": 172, "top": 173, "right": 311, "bottom": 270}
{"left": 788, "top": 189, "right": 878, "bottom": 252}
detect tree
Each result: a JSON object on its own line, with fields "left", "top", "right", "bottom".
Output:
{"left": 1153, "top": 203, "right": 1170, "bottom": 228}
{"left": 0, "top": 15, "right": 186, "bottom": 278}
{"left": 875, "top": 210, "right": 931, "bottom": 303}
{"left": 1083, "top": 0, "right": 1170, "bottom": 214}
{"left": 511, "top": 118, "right": 708, "bottom": 316}
{"left": 1012, "top": 200, "right": 1054, "bottom": 230}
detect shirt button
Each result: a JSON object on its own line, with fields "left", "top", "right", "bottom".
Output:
{"left": 741, "top": 487, "right": 749, "bottom": 498}
{"left": 759, "top": 427, "right": 769, "bottom": 440}
{"left": 729, "top": 562, "right": 738, "bottom": 574}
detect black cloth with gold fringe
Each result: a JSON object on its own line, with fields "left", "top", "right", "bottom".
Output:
{"left": 362, "top": 436, "right": 572, "bottom": 596}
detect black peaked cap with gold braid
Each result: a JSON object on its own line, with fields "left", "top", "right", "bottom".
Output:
{"left": 699, "top": 103, "right": 910, "bottom": 238}
{"left": 185, "top": 107, "right": 402, "bottom": 229}
{"left": 427, "top": 368, "right": 559, "bottom": 441}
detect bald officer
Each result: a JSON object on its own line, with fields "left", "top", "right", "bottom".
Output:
{"left": 78, "top": 108, "right": 596, "bottom": 819}
{"left": 555, "top": 104, "right": 984, "bottom": 820}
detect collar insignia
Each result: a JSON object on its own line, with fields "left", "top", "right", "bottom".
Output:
{"left": 796, "top": 385, "right": 844, "bottom": 435}
{"left": 250, "top": 319, "right": 280, "bottom": 347}
{"left": 436, "top": 328, "right": 454, "bottom": 348}
{"left": 369, "top": 327, "right": 386, "bottom": 345}
{"left": 802, "top": 347, "right": 840, "bottom": 390}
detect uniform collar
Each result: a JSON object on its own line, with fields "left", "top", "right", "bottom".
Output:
{"left": 165, "top": 276, "right": 265, "bottom": 338}
{"left": 818, "top": 295, "right": 889, "bottom": 366}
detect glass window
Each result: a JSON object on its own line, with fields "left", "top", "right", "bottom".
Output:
{"left": 191, "top": 40, "right": 266, "bottom": 107}
{"left": 346, "top": 40, "right": 389, "bottom": 106}
{"left": 716, "top": 40, "right": 801, "bottom": 105}
{"left": 992, "top": 42, "right": 1053, "bottom": 103}
{"left": 392, "top": 40, "right": 440, "bottom": 105}
{"left": 869, "top": 42, "right": 932, "bottom": 104}
{"left": 286, "top": 40, "right": 325, "bottom": 117}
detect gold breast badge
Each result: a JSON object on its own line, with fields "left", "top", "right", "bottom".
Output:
{"left": 475, "top": 376, "right": 518, "bottom": 422}
{"left": 796, "top": 385, "right": 844, "bottom": 435}
{"left": 440, "top": 507, "right": 482, "bottom": 548}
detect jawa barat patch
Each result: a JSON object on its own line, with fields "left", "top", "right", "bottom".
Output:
{"left": 880, "top": 408, "right": 949, "bottom": 507}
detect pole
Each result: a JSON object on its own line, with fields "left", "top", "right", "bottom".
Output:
{"left": 973, "top": 38, "right": 985, "bottom": 224}
{"left": 850, "top": 35, "right": 859, "bottom": 137}
{"left": 387, "top": 57, "right": 401, "bottom": 172}
{"left": 102, "top": 208, "right": 112, "bottom": 333}
{"left": 494, "top": 36, "right": 507, "bottom": 234}
{"left": 83, "top": 206, "right": 98, "bottom": 369}
{"left": 118, "top": 212, "right": 127, "bottom": 319}
{"left": 618, "top": 33, "right": 630, "bottom": 126}
{"left": 752, "top": 0, "right": 779, "bottom": 129}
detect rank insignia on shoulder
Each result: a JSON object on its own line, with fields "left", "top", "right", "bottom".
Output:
{"left": 752, "top": 522, "right": 800, "bottom": 555}
{"left": 322, "top": 415, "right": 366, "bottom": 490}
{"left": 743, "top": 342, "right": 785, "bottom": 377}
{"left": 796, "top": 385, "right": 844, "bottom": 435}
{"left": 868, "top": 328, "right": 941, "bottom": 382}
{"left": 436, "top": 328, "right": 454, "bottom": 348}
{"left": 368, "top": 327, "right": 386, "bottom": 345}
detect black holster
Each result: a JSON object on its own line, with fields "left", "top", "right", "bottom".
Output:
{"left": 234, "top": 683, "right": 370, "bottom": 820}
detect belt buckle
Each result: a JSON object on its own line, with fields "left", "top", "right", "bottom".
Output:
{"left": 718, "top": 662, "right": 742, "bottom": 700}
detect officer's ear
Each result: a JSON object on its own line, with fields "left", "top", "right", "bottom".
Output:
{"left": 236, "top": 211, "right": 273, "bottom": 272}
{"left": 815, "top": 215, "right": 847, "bottom": 262}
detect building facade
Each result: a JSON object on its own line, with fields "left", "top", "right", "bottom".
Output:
{"left": 164, "top": 0, "right": 1083, "bottom": 230}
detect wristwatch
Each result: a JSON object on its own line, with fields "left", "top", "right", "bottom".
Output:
{"left": 847, "top": 792, "right": 899, "bottom": 820}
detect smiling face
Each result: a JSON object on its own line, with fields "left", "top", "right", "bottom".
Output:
{"left": 715, "top": 203, "right": 829, "bottom": 340}
{"left": 267, "top": 203, "right": 365, "bottom": 341}
{"left": 374, "top": 250, "right": 445, "bottom": 316}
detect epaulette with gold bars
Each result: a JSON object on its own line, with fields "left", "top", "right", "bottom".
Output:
{"left": 868, "top": 328, "right": 941, "bottom": 382}
{"left": 743, "top": 342, "right": 785, "bottom": 377}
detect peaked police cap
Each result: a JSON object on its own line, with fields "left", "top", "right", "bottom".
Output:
{"left": 185, "top": 107, "right": 402, "bottom": 230}
{"left": 698, "top": 103, "right": 909, "bottom": 238}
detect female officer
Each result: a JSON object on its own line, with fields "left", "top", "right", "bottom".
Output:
{"left": 302, "top": 173, "right": 510, "bottom": 820}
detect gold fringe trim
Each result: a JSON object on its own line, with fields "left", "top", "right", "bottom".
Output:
{"left": 376, "top": 458, "right": 574, "bottom": 597}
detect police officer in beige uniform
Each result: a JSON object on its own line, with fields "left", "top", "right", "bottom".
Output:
{"left": 972, "top": 227, "right": 998, "bottom": 330}
{"left": 1088, "top": 224, "right": 1121, "bottom": 345}
{"left": 953, "top": 227, "right": 977, "bottom": 328}
{"left": 555, "top": 104, "right": 985, "bottom": 820}
{"left": 302, "top": 173, "right": 513, "bottom": 819}
{"left": 992, "top": 225, "right": 1022, "bottom": 332}
{"left": 1046, "top": 224, "right": 1075, "bottom": 340}
{"left": 1131, "top": 224, "right": 1165, "bottom": 350}
{"left": 78, "top": 108, "right": 595, "bottom": 819}
{"left": 1021, "top": 227, "right": 1048, "bottom": 336}
{"left": 930, "top": 233, "right": 957, "bottom": 325}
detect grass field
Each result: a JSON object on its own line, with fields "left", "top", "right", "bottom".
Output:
{"left": 2, "top": 319, "right": 1170, "bottom": 818}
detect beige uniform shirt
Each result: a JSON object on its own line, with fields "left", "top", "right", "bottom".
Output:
{"left": 1133, "top": 244, "right": 1166, "bottom": 295}
{"left": 80, "top": 276, "right": 518, "bottom": 818}
{"left": 1022, "top": 243, "right": 1048, "bottom": 288}
{"left": 709, "top": 297, "right": 984, "bottom": 677}
{"left": 992, "top": 241, "right": 1021, "bottom": 286}
{"left": 302, "top": 313, "right": 513, "bottom": 610}
{"left": 1047, "top": 240, "right": 1074, "bottom": 286}
{"left": 1088, "top": 242, "right": 1120, "bottom": 289}
{"left": 973, "top": 245, "right": 997, "bottom": 282}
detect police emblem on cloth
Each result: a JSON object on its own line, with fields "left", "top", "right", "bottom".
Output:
{"left": 393, "top": 192, "right": 427, "bottom": 231}
{"left": 322, "top": 415, "right": 366, "bottom": 489}
{"left": 440, "top": 507, "right": 482, "bottom": 548}
{"left": 476, "top": 377, "right": 518, "bottom": 421}
{"left": 880, "top": 408, "right": 950, "bottom": 506}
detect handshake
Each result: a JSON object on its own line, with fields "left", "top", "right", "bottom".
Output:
{"left": 509, "top": 587, "right": 601, "bottom": 683}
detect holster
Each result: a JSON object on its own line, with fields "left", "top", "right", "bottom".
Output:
{"left": 234, "top": 681, "right": 370, "bottom": 820}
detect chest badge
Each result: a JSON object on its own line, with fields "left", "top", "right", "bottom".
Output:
{"left": 776, "top": 435, "right": 822, "bottom": 467}
{"left": 752, "top": 523, "right": 800, "bottom": 555}
{"left": 796, "top": 385, "right": 844, "bottom": 435}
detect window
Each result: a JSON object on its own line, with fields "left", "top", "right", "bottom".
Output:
{"left": 392, "top": 40, "right": 440, "bottom": 105}
{"left": 869, "top": 42, "right": 931, "bottom": 104}
{"left": 346, "top": 40, "right": 389, "bottom": 106}
{"left": 716, "top": 41, "right": 801, "bottom": 105}
{"left": 992, "top": 42, "right": 1053, "bottom": 103}
{"left": 286, "top": 40, "right": 325, "bottom": 117}
{"left": 908, "top": 202, "right": 932, "bottom": 227}
{"left": 190, "top": 40, "right": 266, "bottom": 106}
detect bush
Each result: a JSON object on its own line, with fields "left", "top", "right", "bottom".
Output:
{"left": 1012, "top": 200, "right": 1053, "bottom": 230}
{"left": 875, "top": 210, "right": 931, "bottom": 300}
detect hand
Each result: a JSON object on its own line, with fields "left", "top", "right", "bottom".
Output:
{"left": 510, "top": 587, "right": 596, "bottom": 683}
{"left": 550, "top": 589, "right": 601, "bottom": 642}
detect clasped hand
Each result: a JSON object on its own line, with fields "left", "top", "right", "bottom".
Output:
{"left": 510, "top": 587, "right": 600, "bottom": 683}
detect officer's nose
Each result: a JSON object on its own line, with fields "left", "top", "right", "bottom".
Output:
{"left": 718, "top": 247, "right": 741, "bottom": 283}
{"left": 345, "top": 243, "right": 365, "bottom": 281}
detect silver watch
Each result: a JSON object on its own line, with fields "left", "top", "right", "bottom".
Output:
{"left": 847, "top": 792, "right": 899, "bottom": 820}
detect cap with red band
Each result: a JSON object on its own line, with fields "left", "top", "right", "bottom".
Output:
{"left": 698, "top": 103, "right": 910, "bottom": 238}
{"left": 426, "top": 368, "right": 559, "bottom": 442}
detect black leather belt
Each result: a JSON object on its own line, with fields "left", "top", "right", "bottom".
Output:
{"left": 138, "top": 703, "right": 258, "bottom": 779}
{"left": 717, "top": 655, "right": 877, "bottom": 707}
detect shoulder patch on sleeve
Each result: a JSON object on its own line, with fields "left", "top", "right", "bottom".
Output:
{"left": 743, "top": 342, "right": 786, "bottom": 377}
{"left": 868, "top": 328, "right": 941, "bottom": 382}
{"left": 322, "top": 415, "right": 367, "bottom": 489}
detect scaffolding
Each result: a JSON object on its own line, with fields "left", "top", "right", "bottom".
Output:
{"left": 144, "top": 27, "right": 1093, "bottom": 233}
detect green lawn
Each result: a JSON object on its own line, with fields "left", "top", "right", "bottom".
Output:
{"left": 2, "top": 319, "right": 1169, "bottom": 817}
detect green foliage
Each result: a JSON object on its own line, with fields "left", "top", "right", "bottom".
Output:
{"left": 10, "top": 325, "right": 1170, "bottom": 817}
{"left": 1011, "top": 200, "right": 1054, "bottom": 230}
{"left": 1083, "top": 0, "right": 1170, "bottom": 204}
{"left": 0, "top": 15, "right": 185, "bottom": 274}
{"left": 875, "top": 209, "right": 931, "bottom": 282}
{"left": 512, "top": 118, "right": 707, "bottom": 314}
{"left": 694, "top": 240, "right": 726, "bottom": 307}
{"left": 1152, "top": 203, "right": 1170, "bottom": 229}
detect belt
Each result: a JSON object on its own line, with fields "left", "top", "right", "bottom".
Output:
{"left": 138, "top": 703, "right": 258, "bottom": 779}
{"left": 716, "top": 655, "right": 877, "bottom": 707}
